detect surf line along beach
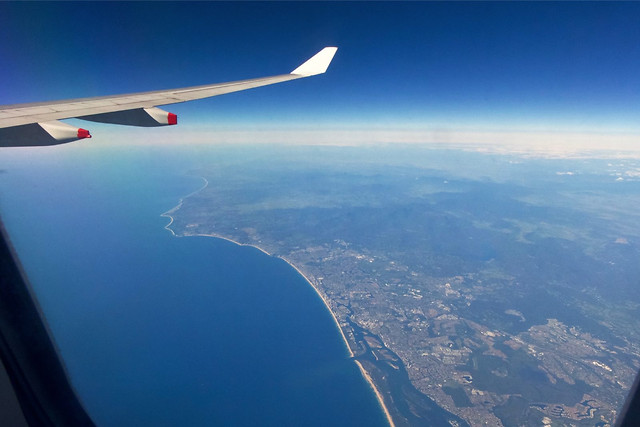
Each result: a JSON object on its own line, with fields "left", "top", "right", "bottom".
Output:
{"left": 161, "top": 184, "right": 396, "bottom": 427}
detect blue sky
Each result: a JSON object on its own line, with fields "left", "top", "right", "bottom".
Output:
{"left": 1, "top": 2, "right": 639, "bottom": 138}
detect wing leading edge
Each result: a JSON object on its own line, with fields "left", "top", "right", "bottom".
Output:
{"left": 0, "top": 47, "right": 338, "bottom": 147}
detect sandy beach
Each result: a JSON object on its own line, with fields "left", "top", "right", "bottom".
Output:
{"left": 355, "top": 360, "right": 396, "bottom": 427}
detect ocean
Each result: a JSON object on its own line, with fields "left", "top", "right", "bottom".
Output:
{"left": 0, "top": 144, "right": 387, "bottom": 426}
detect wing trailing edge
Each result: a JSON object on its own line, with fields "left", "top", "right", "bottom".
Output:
{"left": 80, "top": 107, "right": 178, "bottom": 127}
{"left": 0, "top": 121, "right": 91, "bottom": 147}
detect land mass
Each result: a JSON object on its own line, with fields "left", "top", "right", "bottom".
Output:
{"left": 163, "top": 146, "right": 640, "bottom": 426}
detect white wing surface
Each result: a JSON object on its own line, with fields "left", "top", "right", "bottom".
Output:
{"left": 0, "top": 47, "right": 338, "bottom": 147}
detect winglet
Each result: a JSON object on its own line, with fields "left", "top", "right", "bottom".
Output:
{"left": 291, "top": 47, "right": 338, "bottom": 76}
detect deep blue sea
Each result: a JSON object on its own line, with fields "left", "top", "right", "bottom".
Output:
{"left": 0, "top": 145, "right": 386, "bottom": 426}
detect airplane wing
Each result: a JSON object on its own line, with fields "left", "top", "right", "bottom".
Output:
{"left": 0, "top": 47, "right": 338, "bottom": 147}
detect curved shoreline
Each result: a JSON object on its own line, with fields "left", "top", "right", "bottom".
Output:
{"left": 161, "top": 180, "right": 395, "bottom": 427}
{"left": 161, "top": 176, "right": 209, "bottom": 235}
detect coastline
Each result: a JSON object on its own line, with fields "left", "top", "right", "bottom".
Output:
{"left": 161, "top": 177, "right": 209, "bottom": 235}
{"left": 161, "top": 180, "right": 395, "bottom": 427}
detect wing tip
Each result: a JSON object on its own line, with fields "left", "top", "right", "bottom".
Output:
{"left": 290, "top": 47, "right": 338, "bottom": 77}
